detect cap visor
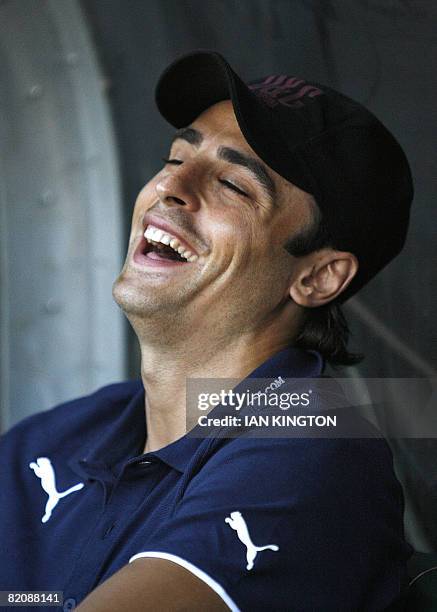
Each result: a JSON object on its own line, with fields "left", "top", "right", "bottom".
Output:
{"left": 155, "top": 50, "right": 291, "bottom": 185}
{"left": 155, "top": 50, "right": 243, "bottom": 128}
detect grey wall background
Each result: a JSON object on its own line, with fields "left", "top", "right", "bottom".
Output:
{"left": 0, "top": 0, "right": 125, "bottom": 431}
{"left": 1, "top": 0, "right": 436, "bottom": 553}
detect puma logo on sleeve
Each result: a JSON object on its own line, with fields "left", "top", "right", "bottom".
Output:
{"left": 225, "top": 511, "right": 279, "bottom": 570}
{"left": 29, "top": 457, "right": 84, "bottom": 523}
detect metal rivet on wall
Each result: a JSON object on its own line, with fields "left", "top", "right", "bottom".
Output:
{"left": 65, "top": 52, "right": 79, "bottom": 66}
{"left": 42, "top": 299, "right": 63, "bottom": 315}
{"left": 26, "top": 85, "right": 43, "bottom": 100}
{"left": 37, "top": 190, "right": 55, "bottom": 207}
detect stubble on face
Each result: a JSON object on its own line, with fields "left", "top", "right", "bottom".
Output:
{"left": 112, "top": 101, "right": 314, "bottom": 346}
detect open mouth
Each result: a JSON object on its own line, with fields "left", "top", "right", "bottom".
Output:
{"left": 133, "top": 224, "right": 199, "bottom": 267}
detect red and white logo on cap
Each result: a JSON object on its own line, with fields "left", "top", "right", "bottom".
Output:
{"left": 249, "top": 75, "right": 324, "bottom": 109}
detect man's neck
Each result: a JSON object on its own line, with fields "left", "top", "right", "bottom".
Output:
{"left": 139, "top": 331, "right": 294, "bottom": 453}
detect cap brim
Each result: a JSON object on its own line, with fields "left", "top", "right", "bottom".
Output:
{"left": 155, "top": 50, "right": 297, "bottom": 184}
{"left": 156, "top": 50, "right": 244, "bottom": 128}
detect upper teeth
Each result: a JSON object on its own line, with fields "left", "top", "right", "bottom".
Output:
{"left": 143, "top": 225, "right": 198, "bottom": 262}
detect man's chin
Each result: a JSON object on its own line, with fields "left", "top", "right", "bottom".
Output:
{"left": 111, "top": 274, "right": 186, "bottom": 318}
{"left": 113, "top": 276, "right": 156, "bottom": 315}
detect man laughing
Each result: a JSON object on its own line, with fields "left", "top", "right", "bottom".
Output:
{"left": 0, "top": 51, "right": 413, "bottom": 611}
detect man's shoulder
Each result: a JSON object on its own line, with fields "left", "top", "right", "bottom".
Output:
{"left": 1, "top": 379, "right": 143, "bottom": 453}
{"left": 232, "top": 432, "right": 392, "bottom": 466}
{"left": 195, "top": 432, "right": 399, "bottom": 501}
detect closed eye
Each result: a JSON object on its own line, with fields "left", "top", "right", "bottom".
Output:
{"left": 162, "top": 158, "right": 249, "bottom": 198}
{"left": 219, "top": 179, "right": 249, "bottom": 198}
{"left": 162, "top": 157, "right": 183, "bottom": 165}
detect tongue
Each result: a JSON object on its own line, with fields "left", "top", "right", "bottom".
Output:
{"left": 146, "top": 249, "right": 184, "bottom": 262}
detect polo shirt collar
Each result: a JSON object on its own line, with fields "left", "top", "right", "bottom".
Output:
{"left": 249, "top": 346, "right": 323, "bottom": 379}
{"left": 69, "top": 346, "right": 324, "bottom": 477}
{"left": 68, "top": 383, "right": 146, "bottom": 479}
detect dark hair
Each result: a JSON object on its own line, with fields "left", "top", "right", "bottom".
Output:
{"left": 284, "top": 203, "right": 363, "bottom": 366}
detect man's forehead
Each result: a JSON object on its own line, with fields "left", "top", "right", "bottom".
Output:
{"left": 196, "top": 99, "right": 237, "bottom": 124}
{"left": 186, "top": 102, "right": 293, "bottom": 191}
{"left": 184, "top": 100, "right": 246, "bottom": 146}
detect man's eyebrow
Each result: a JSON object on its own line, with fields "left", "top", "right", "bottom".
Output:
{"left": 171, "top": 127, "right": 203, "bottom": 147}
{"left": 170, "top": 129, "right": 277, "bottom": 205}
{"left": 217, "top": 146, "right": 277, "bottom": 205}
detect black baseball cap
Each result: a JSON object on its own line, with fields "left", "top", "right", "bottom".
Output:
{"left": 155, "top": 50, "right": 414, "bottom": 301}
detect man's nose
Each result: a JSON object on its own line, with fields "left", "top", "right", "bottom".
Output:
{"left": 155, "top": 163, "right": 201, "bottom": 211}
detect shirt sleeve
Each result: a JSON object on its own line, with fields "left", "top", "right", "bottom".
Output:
{"left": 129, "top": 436, "right": 412, "bottom": 612}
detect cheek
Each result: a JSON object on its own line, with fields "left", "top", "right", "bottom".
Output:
{"left": 130, "top": 176, "right": 162, "bottom": 226}
{"left": 205, "top": 207, "right": 258, "bottom": 266}
{"left": 134, "top": 176, "right": 160, "bottom": 211}
{"left": 240, "top": 227, "right": 295, "bottom": 291}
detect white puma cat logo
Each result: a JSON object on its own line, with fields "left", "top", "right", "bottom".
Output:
{"left": 29, "top": 457, "right": 84, "bottom": 523}
{"left": 225, "top": 511, "right": 279, "bottom": 570}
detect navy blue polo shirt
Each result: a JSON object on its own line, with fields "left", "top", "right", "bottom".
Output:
{"left": 0, "top": 347, "right": 412, "bottom": 611}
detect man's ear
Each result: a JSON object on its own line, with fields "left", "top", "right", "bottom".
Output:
{"left": 288, "top": 249, "right": 359, "bottom": 307}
